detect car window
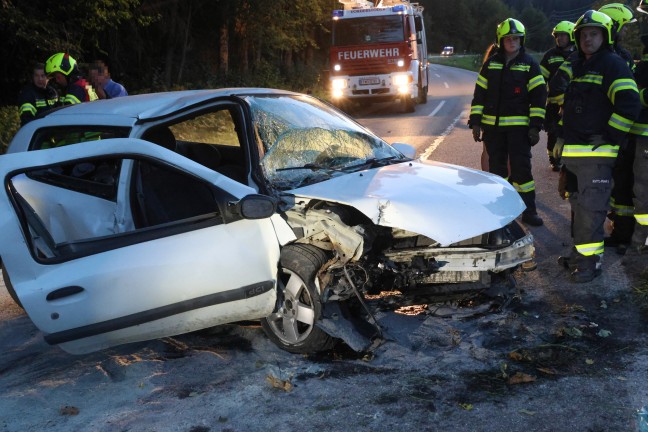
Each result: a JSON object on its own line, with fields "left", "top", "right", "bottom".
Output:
{"left": 246, "top": 95, "right": 406, "bottom": 190}
{"left": 169, "top": 110, "right": 240, "bottom": 147}
{"left": 158, "top": 108, "right": 247, "bottom": 183}
{"left": 8, "top": 155, "right": 226, "bottom": 263}
{"left": 30, "top": 127, "right": 130, "bottom": 150}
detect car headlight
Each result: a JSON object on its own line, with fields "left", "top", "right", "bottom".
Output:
{"left": 393, "top": 74, "right": 410, "bottom": 86}
{"left": 332, "top": 78, "right": 346, "bottom": 89}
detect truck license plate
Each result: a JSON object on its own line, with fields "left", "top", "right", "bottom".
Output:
{"left": 359, "top": 77, "right": 380, "bottom": 86}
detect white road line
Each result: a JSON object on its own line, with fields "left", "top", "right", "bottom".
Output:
{"left": 421, "top": 109, "right": 467, "bottom": 160}
{"left": 428, "top": 100, "right": 446, "bottom": 117}
{"left": 444, "top": 82, "right": 449, "bottom": 88}
{"left": 434, "top": 73, "right": 441, "bottom": 78}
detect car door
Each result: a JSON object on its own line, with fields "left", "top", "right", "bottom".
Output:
{"left": 0, "top": 139, "right": 280, "bottom": 354}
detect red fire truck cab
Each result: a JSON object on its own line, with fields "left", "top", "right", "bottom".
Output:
{"left": 329, "top": 0, "right": 429, "bottom": 113}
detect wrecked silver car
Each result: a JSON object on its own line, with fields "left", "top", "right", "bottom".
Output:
{"left": 0, "top": 89, "right": 533, "bottom": 354}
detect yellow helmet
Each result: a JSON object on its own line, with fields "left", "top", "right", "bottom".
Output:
{"left": 496, "top": 18, "right": 525, "bottom": 47}
{"left": 598, "top": 3, "right": 636, "bottom": 33}
{"left": 574, "top": 10, "right": 615, "bottom": 47}
{"left": 552, "top": 21, "right": 575, "bottom": 43}
{"left": 45, "top": 53, "right": 77, "bottom": 77}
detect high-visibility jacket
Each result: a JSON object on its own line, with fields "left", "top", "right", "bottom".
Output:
{"left": 561, "top": 48, "right": 640, "bottom": 159}
{"left": 17, "top": 82, "right": 59, "bottom": 126}
{"left": 630, "top": 54, "right": 648, "bottom": 137}
{"left": 540, "top": 45, "right": 575, "bottom": 82}
{"left": 61, "top": 78, "right": 98, "bottom": 105}
{"left": 469, "top": 48, "right": 546, "bottom": 130}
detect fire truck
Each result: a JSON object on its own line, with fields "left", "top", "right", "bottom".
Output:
{"left": 329, "top": 0, "right": 429, "bottom": 113}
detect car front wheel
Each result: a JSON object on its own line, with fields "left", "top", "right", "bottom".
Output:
{"left": 261, "top": 244, "right": 337, "bottom": 353}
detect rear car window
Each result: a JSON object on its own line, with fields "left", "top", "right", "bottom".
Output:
{"left": 30, "top": 127, "right": 131, "bottom": 150}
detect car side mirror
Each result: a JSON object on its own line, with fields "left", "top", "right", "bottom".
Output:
{"left": 230, "top": 194, "right": 277, "bottom": 219}
{"left": 392, "top": 142, "right": 416, "bottom": 159}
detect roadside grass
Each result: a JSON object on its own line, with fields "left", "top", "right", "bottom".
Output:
{"left": 428, "top": 51, "right": 544, "bottom": 73}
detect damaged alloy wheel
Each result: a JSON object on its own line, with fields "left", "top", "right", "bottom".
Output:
{"left": 261, "top": 244, "right": 337, "bottom": 353}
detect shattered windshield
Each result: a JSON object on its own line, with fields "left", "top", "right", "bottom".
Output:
{"left": 246, "top": 95, "right": 407, "bottom": 190}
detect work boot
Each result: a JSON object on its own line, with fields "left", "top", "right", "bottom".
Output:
{"left": 558, "top": 255, "right": 578, "bottom": 271}
{"left": 549, "top": 156, "right": 561, "bottom": 172}
{"left": 522, "top": 212, "right": 543, "bottom": 227}
{"left": 570, "top": 255, "right": 602, "bottom": 283}
{"left": 621, "top": 245, "right": 647, "bottom": 275}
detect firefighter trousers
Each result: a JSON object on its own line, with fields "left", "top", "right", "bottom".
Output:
{"left": 483, "top": 126, "right": 537, "bottom": 214}
{"left": 609, "top": 138, "right": 636, "bottom": 243}
{"left": 564, "top": 158, "right": 615, "bottom": 260}
{"left": 631, "top": 136, "right": 648, "bottom": 248}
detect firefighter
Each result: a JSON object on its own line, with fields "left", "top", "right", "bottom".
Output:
{"left": 622, "top": 0, "right": 648, "bottom": 267}
{"left": 469, "top": 18, "right": 546, "bottom": 227}
{"left": 44, "top": 53, "right": 98, "bottom": 105}
{"left": 598, "top": 3, "right": 639, "bottom": 251}
{"left": 17, "top": 63, "right": 58, "bottom": 126}
{"left": 540, "top": 21, "right": 576, "bottom": 172}
{"left": 554, "top": 10, "right": 640, "bottom": 283}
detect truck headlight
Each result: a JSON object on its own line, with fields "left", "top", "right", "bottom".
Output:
{"left": 393, "top": 74, "right": 410, "bottom": 86}
{"left": 397, "top": 59, "right": 404, "bottom": 67}
{"left": 334, "top": 64, "right": 341, "bottom": 71}
{"left": 332, "top": 78, "right": 346, "bottom": 89}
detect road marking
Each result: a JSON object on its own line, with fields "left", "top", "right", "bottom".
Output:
{"left": 435, "top": 73, "right": 441, "bottom": 78}
{"left": 428, "top": 100, "right": 446, "bottom": 117}
{"left": 444, "top": 82, "right": 449, "bottom": 88}
{"left": 421, "top": 109, "right": 467, "bottom": 160}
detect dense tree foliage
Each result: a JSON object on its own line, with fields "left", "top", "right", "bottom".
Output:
{"left": 0, "top": 0, "right": 646, "bottom": 107}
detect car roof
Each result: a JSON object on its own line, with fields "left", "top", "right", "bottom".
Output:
{"left": 41, "top": 88, "right": 298, "bottom": 122}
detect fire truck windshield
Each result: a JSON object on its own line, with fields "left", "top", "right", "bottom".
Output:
{"left": 333, "top": 15, "right": 405, "bottom": 47}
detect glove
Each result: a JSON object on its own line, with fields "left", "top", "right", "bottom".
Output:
{"left": 589, "top": 134, "right": 607, "bottom": 151}
{"left": 558, "top": 166, "right": 568, "bottom": 200}
{"left": 553, "top": 137, "right": 564, "bottom": 159}
{"left": 528, "top": 128, "right": 540, "bottom": 146}
{"left": 471, "top": 125, "right": 482, "bottom": 142}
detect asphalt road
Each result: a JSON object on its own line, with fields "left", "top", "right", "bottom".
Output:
{"left": 1, "top": 65, "right": 648, "bottom": 432}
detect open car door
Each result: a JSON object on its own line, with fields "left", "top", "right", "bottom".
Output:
{"left": 0, "top": 139, "right": 280, "bottom": 354}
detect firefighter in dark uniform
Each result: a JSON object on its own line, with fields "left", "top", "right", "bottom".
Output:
{"left": 469, "top": 18, "right": 547, "bottom": 227}
{"left": 554, "top": 10, "right": 641, "bottom": 283}
{"left": 622, "top": 0, "right": 648, "bottom": 266}
{"left": 17, "top": 63, "right": 58, "bottom": 126}
{"left": 540, "top": 21, "right": 575, "bottom": 172}
{"left": 45, "top": 53, "right": 98, "bottom": 105}
{"left": 598, "top": 3, "right": 639, "bottom": 251}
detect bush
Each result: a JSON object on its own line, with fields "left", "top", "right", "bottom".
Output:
{"left": 0, "top": 106, "right": 20, "bottom": 155}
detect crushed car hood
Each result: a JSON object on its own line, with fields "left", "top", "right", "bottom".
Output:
{"left": 288, "top": 159, "right": 526, "bottom": 246}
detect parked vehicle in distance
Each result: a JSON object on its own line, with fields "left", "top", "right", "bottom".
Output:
{"left": 0, "top": 89, "right": 534, "bottom": 355}
{"left": 441, "top": 46, "right": 455, "bottom": 56}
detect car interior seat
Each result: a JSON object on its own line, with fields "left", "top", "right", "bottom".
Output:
{"left": 141, "top": 127, "right": 176, "bottom": 152}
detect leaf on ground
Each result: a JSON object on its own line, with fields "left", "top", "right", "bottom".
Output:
{"left": 597, "top": 329, "right": 612, "bottom": 338}
{"left": 564, "top": 327, "right": 583, "bottom": 338}
{"left": 519, "top": 409, "right": 536, "bottom": 416}
{"left": 459, "top": 403, "right": 473, "bottom": 411}
{"left": 509, "top": 350, "right": 531, "bottom": 362}
{"left": 266, "top": 374, "right": 293, "bottom": 392}
{"left": 585, "top": 358, "right": 594, "bottom": 365}
{"left": 507, "top": 372, "right": 536, "bottom": 385}
{"left": 59, "top": 406, "right": 79, "bottom": 416}
{"left": 536, "top": 367, "right": 557, "bottom": 375}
